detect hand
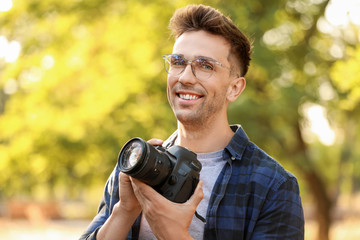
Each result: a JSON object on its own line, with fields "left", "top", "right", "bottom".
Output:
{"left": 130, "top": 177, "right": 204, "bottom": 240}
{"left": 117, "top": 172, "right": 141, "bottom": 215}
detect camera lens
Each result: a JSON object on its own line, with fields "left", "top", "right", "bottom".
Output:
{"left": 118, "top": 138, "right": 172, "bottom": 187}
{"left": 122, "top": 141, "right": 143, "bottom": 170}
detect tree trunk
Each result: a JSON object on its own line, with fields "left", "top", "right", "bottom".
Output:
{"left": 304, "top": 170, "right": 332, "bottom": 240}
{"left": 294, "top": 121, "right": 333, "bottom": 240}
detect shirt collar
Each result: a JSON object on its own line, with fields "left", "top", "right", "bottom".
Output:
{"left": 224, "top": 125, "right": 250, "bottom": 161}
{"left": 163, "top": 124, "right": 250, "bottom": 161}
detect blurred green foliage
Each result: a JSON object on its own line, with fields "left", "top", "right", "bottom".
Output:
{"left": 0, "top": 0, "right": 181, "bottom": 198}
{"left": 0, "top": 0, "right": 359, "bottom": 225}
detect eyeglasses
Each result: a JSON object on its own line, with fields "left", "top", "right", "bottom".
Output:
{"left": 162, "top": 54, "right": 232, "bottom": 80}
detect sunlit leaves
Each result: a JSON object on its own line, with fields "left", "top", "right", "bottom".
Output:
{"left": 0, "top": 0, "right": 175, "bottom": 198}
{"left": 331, "top": 46, "right": 360, "bottom": 110}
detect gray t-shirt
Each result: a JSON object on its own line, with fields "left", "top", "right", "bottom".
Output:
{"left": 139, "top": 149, "right": 226, "bottom": 240}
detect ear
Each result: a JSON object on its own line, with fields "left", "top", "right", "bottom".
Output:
{"left": 227, "top": 77, "right": 246, "bottom": 102}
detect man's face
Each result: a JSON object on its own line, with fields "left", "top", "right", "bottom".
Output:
{"left": 167, "top": 30, "right": 235, "bottom": 127}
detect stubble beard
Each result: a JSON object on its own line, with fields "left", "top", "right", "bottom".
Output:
{"left": 168, "top": 88, "right": 228, "bottom": 130}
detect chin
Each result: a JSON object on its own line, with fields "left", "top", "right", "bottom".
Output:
{"left": 175, "top": 112, "right": 206, "bottom": 126}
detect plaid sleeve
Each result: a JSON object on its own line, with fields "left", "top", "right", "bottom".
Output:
{"left": 79, "top": 165, "right": 120, "bottom": 240}
{"left": 250, "top": 175, "right": 304, "bottom": 239}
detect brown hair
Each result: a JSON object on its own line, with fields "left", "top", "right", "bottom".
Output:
{"left": 169, "top": 4, "right": 252, "bottom": 77}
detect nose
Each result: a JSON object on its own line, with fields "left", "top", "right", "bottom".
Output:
{"left": 178, "top": 64, "right": 197, "bottom": 85}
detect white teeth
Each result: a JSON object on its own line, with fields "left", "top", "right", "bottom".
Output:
{"left": 179, "top": 94, "right": 199, "bottom": 100}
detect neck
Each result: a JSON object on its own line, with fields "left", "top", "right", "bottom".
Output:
{"left": 176, "top": 115, "right": 234, "bottom": 153}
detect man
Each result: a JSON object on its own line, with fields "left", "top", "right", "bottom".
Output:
{"left": 81, "top": 4, "right": 304, "bottom": 240}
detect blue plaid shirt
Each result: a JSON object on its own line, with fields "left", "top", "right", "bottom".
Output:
{"left": 80, "top": 125, "right": 304, "bottom": 240}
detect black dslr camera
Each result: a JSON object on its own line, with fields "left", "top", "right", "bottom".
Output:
{"left": 118, "top": 137, "right": 202, "bottom": 203}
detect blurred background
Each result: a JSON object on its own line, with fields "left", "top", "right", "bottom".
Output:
{"left": 0, "top": 0, "right": 359, "bottom": 239}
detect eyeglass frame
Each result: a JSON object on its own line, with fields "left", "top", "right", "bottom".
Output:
{"left": 162, "top": 54, "right": 238, "bottom": 80}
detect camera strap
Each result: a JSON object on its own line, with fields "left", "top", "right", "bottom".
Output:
{"left": 195, "top": 211, "right": 206, "bottom": 224}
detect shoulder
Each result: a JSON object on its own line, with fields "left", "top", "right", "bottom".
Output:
{"left": 227, "top": 125, "right": 296, "bottom": 187}
{"left": 239, "top": 141, "right": 299, "bottom": 193}
{"left": 226, "top": 125, "right": 298, "bottom": 193}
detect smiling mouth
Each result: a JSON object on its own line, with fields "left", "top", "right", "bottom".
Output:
{"left": 178, "top": 93, "right": 201, "bottom": 100}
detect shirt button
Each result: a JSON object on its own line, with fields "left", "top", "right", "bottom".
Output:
{"left": 231, "top": 156, "right": 236, "bottom": 161}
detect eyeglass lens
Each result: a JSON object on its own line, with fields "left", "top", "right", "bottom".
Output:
{"left": 165, "top": 55, "right": 215, "bottom": 80}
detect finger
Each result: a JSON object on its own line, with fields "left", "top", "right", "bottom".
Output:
{"left": 119, "top": 172, "right": 130, "bottom": 182}
{"left": 130, "top": 177, "right": 157, "bottom": 201}
{"left": 187, "top": 180, "right": 204, "bottom": 207}
{"left": 147, "top": 138, "right": 164, "bottom": 146}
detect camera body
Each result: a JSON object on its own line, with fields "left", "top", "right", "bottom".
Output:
{"left": 118, "top": 137, "right": 202, "bottom": 203}
{"left": 156, "top": 144, "right": 201, "bottom": 203}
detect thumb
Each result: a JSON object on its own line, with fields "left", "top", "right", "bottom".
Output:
{"left": 187, "top": 180, "right": 204, "bottom": 207}
{"left": 147, "top": 138, "right": 164, "bottom": 146}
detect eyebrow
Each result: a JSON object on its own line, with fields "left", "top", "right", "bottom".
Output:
{"left": 173, "top": 53, "right": 219, "bottom": 62}
{"left": 195, "top": 55, "right": 218, "bottom": 61}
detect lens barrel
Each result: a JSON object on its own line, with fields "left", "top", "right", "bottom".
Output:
{"left": 118, "top": 138, "right": 172, "bottom": 187}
